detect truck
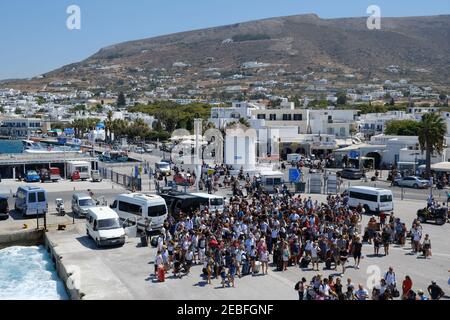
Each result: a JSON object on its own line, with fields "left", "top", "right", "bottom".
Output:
{"left": 39, "top": 167, "right": 61, "bottom": 183}
{"left": 67, "top": 161, "right": 90, "bottom": 181}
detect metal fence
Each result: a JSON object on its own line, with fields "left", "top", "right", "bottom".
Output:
{"left": 99, "top": 167, "right": 142, "bottom": 192}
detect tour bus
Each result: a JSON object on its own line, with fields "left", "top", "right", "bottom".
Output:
{"left": 160, "top": 191, "right": 208, "bottom": 219}
{"left": 14, "top": 186, "right": 48, "bottom": 216}
{"left": 344, "top": 186, "right": 393, "bottom": 214}
{"left": 110, "top": 193, "right": 168, "bottom": 233}
{"left": 189, "top": 193, "right": 225, "bottom": 213}
{"left": 86, "top": 206, "right": 125, "bottom": 248}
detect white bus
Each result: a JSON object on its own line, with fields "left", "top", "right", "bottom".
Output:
{"left": 345, "top": 186, "right": 393, "bottom": 214}
{"left": 111, "top": 193, "right": 168, "bottom": 233}
{"left": 190, "top": 193, "right": 225, "bottom": 213}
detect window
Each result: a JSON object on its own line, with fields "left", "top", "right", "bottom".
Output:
{"left": 257, "top": 114, "right": 266, "bottom": 120}
{"left": 119, "top": 201, "right": 142, "bottom": 215}
{"left": 293, "top": 114, "right": 303, "bottom": 121}
{"left": 98, "top": 218, "right": 121, "bottom": 230}
{"left": 269, "top": 114, "right": 277, "bottom": 121}
{"left": 37, "top": 192, "right": 45, "bottom": 202}
{"left": 380, "top": 195, "right": 393, "bottom": 202}
{"left": 340, "top": 127, "right": 346, "bottom": 136}
{"left": 210, "top": 198, "right": 223, "bottom": 206}
{"left": 349, "top": 191, "right": 378, "bottom": 202}
{"left": 282, "top": 114, "right": 292, "bottom": 121}
{"left": 148, "top": 205, "right": 167, "bottom": 217}
{"left": 28, "top": 192, "right": 36, "bottom": 203}
{"left": 111, "top": 200, "right": 118, "bottom": 209}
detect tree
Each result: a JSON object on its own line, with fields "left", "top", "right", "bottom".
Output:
{"left": 105, "top": 110, "right": 114, "bottom": 142}
{"left": 385, "top": 120, "right": 421, "bottom": 136}
{"left": 418, "top": 113, "right": 447, "bottom": 179}
{"left": 117, "top": 92, "right": 126, "bottom": 107}
{"left": 0, "top": 106, "right": 4, "bottom": 113}
{"left": 14, "top": 108, "right": 23, "bottom": 114}
{"left": 336, "top": 92, "right": 347, "bottom": 105}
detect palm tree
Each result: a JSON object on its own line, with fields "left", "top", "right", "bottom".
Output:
{"left": 105, "top": 110, "right": 114, "bottom": 142}
{"left": 418, "top": 113, "right": 447, "bottom": 178}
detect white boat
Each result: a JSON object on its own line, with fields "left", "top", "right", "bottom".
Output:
{"left": 22, "top": 140, "right": 82, "bottom": 154}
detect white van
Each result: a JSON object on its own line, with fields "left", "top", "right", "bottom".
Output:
{"left": 259, "top": 171, "right": 284, "bottom": 193}
{"left": 14, "top": 186, "right": 48, "bottom": 216}
{"left": 67, "top": 161, "right": 91, "bottom": 180}
{"left": 111, "top": 193, "right": 168, "bottom": 233}
{"left": 72, "top": 192, "right": 97, "bottom": 218}
{"left": 190, "top": 193, "right": 225, "bottom": 213}
{"left": 345, "top": 186, "right": 393, "bottom": 214}
{"left": 155, "top": 162, "right": 171, "bottom": 176}
{"left": 86, "top": 206, "right": 125, "bottom": 247}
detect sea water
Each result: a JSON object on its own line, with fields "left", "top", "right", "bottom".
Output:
{"left": 0, "top": 246, "right": 69, "bottom": 300}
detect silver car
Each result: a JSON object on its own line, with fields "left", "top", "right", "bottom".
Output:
{"left": 394, "top": 176, "right": 430, "bottom": 189}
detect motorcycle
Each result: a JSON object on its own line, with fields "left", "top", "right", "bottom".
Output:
{"left": 55, "top": 199, "right": 66, "bottom": 216}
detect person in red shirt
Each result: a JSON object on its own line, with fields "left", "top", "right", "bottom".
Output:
{"left": 379, "top": 212, "right": 387, "bottom": 228}
{"left": 402, "top": 275, "right": 413, "bottom": 300}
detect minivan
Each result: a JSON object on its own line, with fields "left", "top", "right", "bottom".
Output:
{"left": 111, "top": 193, "right": 168, "bottom": 234}
{"left": 14, "top": 186, "right": 48, "bottom": 216}
{"left": 72, "top": 192, "right": 97, "bottom": 218}
{"left": 189, "top": 193, "right": 225, "bottom": 213}
{"left": 86, "top": 206, "right": 125, "bottom": 247}
{"left": 0, "top": 196, "right": 9, "bottom": 220}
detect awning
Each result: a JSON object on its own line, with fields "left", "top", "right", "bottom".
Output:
{"left": 431, "top": 162, "right": 450, "bottom": 172}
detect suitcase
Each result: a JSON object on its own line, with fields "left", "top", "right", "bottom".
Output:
{"left": 253, "top": 261, "right": 261, "bottom": 274}
{"left": 276, "top": 259, "right": 283, "bottom": 271}
{"left": 325, "top": 258, "right": 332, "bottom": 269}
{"left": 157, "top": 266, "right": 165, "bottom": 282}
{"left": 242, "top": 261, "right": 251, "bottom": 275}
{"left": 151, "top": 237, "right": 158, "bottom": 248}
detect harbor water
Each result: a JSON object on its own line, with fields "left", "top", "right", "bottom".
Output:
{"left": 0, "top": 246, "right": 68, "bottom": 300}
{"left": 0, "top": 140, "right": 23, "bottom": 154}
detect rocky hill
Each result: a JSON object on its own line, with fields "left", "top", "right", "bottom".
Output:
{"left": 3, "top": 13, "right": 450, "bottom": 90}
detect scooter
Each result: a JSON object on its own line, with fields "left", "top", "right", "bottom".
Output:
{"left": 55, "top": 199, "right": 66, "bottom": 216}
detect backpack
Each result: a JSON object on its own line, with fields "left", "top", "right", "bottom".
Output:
{"left": 295, "top": 281, "right": 301, "bottom": 291}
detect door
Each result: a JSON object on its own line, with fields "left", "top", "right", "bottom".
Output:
{"left": 27, "top": 192, "right": 37, "bottom": 215}
{"left": 36, "top": 191, "right": 47, "bottom": 214}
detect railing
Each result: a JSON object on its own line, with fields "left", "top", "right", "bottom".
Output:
{"left": 98, "top": 167, "right": 142, "bottom": 192}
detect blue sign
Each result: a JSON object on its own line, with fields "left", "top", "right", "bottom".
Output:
{"left": 57, "top": 137, "right": 67, "bottom": 145}
{"left": 348, "top": 151, "right": 360, "bottom": 159}
{"left": 64, "top": 128, "right": 75, "bottom": 135}
{"left": 289, "top": 168, "right": 301, "bottom": 182}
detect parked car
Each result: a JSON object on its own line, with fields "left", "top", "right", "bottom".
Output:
{"left": 394, "top": 176, "right": 430, "bottom": 189}
{"left": 417, "top": 207, "right": 447, "bottom": 225}
{"left": 134, "top": 147, "right": 145, "bottom": 154}
{"left": 72, "top": 192, "right": 97, "bottom": 218}
{"left": 25, "top": 170, "right": 40, "bottom": 183}
{"left": 337, "top": 168, "right": 363, "bottom": 180}
{"left": 0, "top": 196, "right": 9, "bottom": 220}
{"left": 91, "top": 170, "right": 103, "bottom": 182}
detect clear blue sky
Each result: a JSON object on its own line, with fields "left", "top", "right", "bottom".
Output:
{"left": 0, "top": 0, "right": 449, "bottom": 80}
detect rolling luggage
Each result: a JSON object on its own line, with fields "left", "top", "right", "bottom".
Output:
{"left": 157, "top": 266, "right": 165, "bottom": 282}
{"left": 253, "top": 261, "right": 261, "bottom": 274}
{"left": 151, "top": 237, "right": 158, "bottom": 247}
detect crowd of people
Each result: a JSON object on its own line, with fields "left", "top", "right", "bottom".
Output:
{"left": 294, "top": 271, "right": 445, "bottom": 300}
{"left": 145, "top": 160, "right": 447, "bottom": 300}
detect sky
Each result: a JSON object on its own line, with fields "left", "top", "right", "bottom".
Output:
{"left": 0, "top": 0, "right": 449, "bottom": 80}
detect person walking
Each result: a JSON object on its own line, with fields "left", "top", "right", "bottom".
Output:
{"left": 422, "top": 234, "right": 432, "bottom": 258}
{"left": 351, "top": 236, "right": 362, "bottom": 269}
{"left": 339, "top": 245, "right": 348, "bottom": 276}
{"left": 295, "top": 277, "right": 307, "bottom": 300}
